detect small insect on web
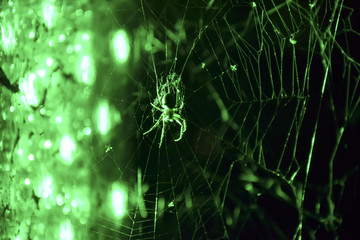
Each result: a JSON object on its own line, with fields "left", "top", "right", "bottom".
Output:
{"left": 143, "top": 72, "right": 187, "bottom": 148}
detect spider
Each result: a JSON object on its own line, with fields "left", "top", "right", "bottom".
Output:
{"left": 143, "top": 73, "right": 187, "bottom": 147}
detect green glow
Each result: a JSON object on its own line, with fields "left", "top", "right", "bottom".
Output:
{"left": 111, "top": 183, "right": 127, "bottom": 218}
{"left": 46, "top": 57, "right": 54, "bottom": 66}
{"left": 60, "top": 135, "right": 76, "bottom": 164}
{"left": 38, "top": 175, "right": 53, "bottom": 199}
{"left": 63, "top": 206, "right": 71, "bottom": 215}
{"left": 59, "top": 34, "right": 66, "bottom": 42}
{"left": 24, "top": 178, "right": 30, "bottom": 185}
{"left": 55, "top": 115, "right": 63, "bottom": 123}
{"left": 77, "top": 55, "right": 95, "bottom": 85}
{"left": 95, "top": 100, "right": 122, "bottom": 136}
{"left": 44, "top": 140, "right": 52, "bottom": 149}
{"left": 40, "top": 108, "right": 46, "bottom": 115}
{"left": 137, "top": 168, "right": 148, "bottom": 218}
{"left": 75, "top": 44, "right": 82, "bottom": 52}
{"left": 289, "top": 37, "right": 297, "bottom": 45}
{"left": 168, "top": 201, "right": 174, "bottom": 208}
{"left": 28, "top": 114, "right": 34, "bottom": 122}
{"left": 20, "top": 73, "right": 39, "bottom": 108}
{"left": 1, "top": 24, "right": 16, "bottom": 54}
{"left": 158, "top": 197, "right": 165, "bottom": 215}
{"left": 71, "top": 199, "right": 77, "bottom": 208}
{"left": 66, "top": 46, "right": 73, "bottom": 54}
{"left": 57, "top": 195, "right": 64, "bottom": 206}
{"left": 97, "top": 101, "right": 110, "bottom": 135}
{"left": 17, "top": 148, "right": 23, "bottom": 156}
{"left": 185, "top": 192, "right": 192, "bottom": 208}
{"left": 59, "top": 220, "right": 74, "bottom": 240}
{"left": 43, "top": 2, "right": 56, "bottom": 28}
{"left": 83, "top": 127, "right": 91, "bottom": 135}
{"left": 82, "top": 33, "right": 90, "bottom": 41}
{"left": 111, "top": 29, "right": 130, "bottom": 64}
{"left": 37, "top": 69, "right": 46, "bottom": 77}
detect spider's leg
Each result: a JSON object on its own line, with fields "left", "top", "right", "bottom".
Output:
{"left": 159, "top": 117, "right": 166, "bottom": 148}
{"left": 174, "top": 114, "right": 187, "bottom": 132}
{"left": 174, "top": 116, "right": 186, "bottom": 142}
{"left": 143, "top": 114, "right": 163, "bottom": 135}
{"left": 182, "top": 117, "right": 187, "bottom": 132}
{"left": 150, "top": 103, "right": 163, "bottom": 112}
{"left": 178, "top": 100, "right": 184, "bottom": 109}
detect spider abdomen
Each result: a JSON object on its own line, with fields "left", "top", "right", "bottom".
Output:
{"left": 162, "top": 93, "right": 177, "bottom": 109}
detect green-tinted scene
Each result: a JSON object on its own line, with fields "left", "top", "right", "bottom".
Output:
{"left": 1, "top": 0, "right": 359, "bottom": 239}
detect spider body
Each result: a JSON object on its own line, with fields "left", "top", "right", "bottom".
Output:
{"left": 143, "top": 73, "right": 187, "bottom": 147}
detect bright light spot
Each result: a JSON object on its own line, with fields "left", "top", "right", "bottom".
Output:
{"left": 29, "top": 32, "right": 35, "bottom": 39}
{"left": 37, "top": 69, "right": 46, "bottom": 77}
{"left": 38, "top": 176, "right": 53, "bottom": 198}
{"left": 81, "top": 55, "right": 90, "bottom": 69}
{"left": 43, "top": 3, "right": 56, "bottom": 28}
{"left": 82, "top": 33, "right": 90, "bottom": 41}
{"left": 60, "top": 135, "right": 76, "bottom": 164}
{"left": 44, "top": 140, "right": 52, "bottom": 149}
{"left": 40, "top": 108, "right": 46, "bottom": 115}
{"left": 49, "top": 40, "right": 54, "bottom": 46}
{"left": 28, "top": 154, "right": 34, "bottom": 161}
{"left": 65, "top": 192, "right": 71, "bottom": 199}
{"left": 111, "top": 29, "right": 130, "bottom": 64}
{"left": 111, "top": 183, "right": 127, "bottom": 218}
{"left": 29, "top": 73, "right": 36, "bottom": 81}
{"left": 10, "top": 106, "right": 14, "bottom": 112}
{"left": 18, "top": 148, "right": 23, "bottom": 156}
{"left": 96, "top": 101, "right": 122, "bottom": 136}
{"left": 75, "top": 44, "right": 82, "bottom": 52}
{"left": 20, "top": 73, "right": 39, "bottom": 108}
{"left": 83, "top": 127, "right": 91, "bottom": 135}
{"left": 97, "top": 101, "right": 110, "bottom": 135}
{"left": 25, "top": 178, "right": 30, "bottom": 185}
{"left": 66, "top": 46, "right": 73, "bottom": 53}
{"left": 78, "top": 55, "right": 95, "bottom": 85}
{"left": 28, "top": 114, "right": 34, "bottom": 122}
{"left": 46, "top": 57, "right": 54, "bottom": 66}
{"left": 63, "top": 206, "right": 71, "bottom": 215}
{"left": 59, "top": 34, "right": 65, "bottom": 42}
{"left": 71, "top": 200, "right": 77, "bottom": 207}
{"left": 57, "top": 195, "right": 64, "bottom": 206}
{"left": 59, "top": 220, "right": 73, "bottom": 240}
{"left": 1, "top": 25, "right": 16, "bottom": 54}
{"left": 55, "top": 116, "right": 63, "bottom": 123}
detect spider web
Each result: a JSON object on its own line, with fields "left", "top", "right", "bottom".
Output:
{"left": 88, "top": 0, "right": 360, "bottom": 239}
